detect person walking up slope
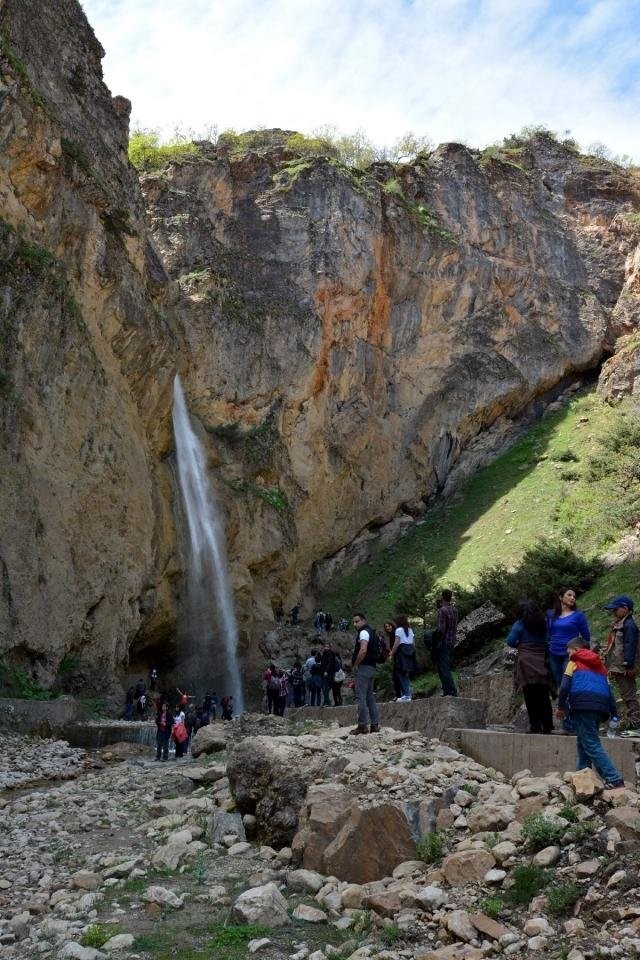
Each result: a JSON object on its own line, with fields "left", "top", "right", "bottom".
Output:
{"left": 556, "top": 638, "right": 624, "bottom": 788}
{"left": 602, "top": 594, "right": 640, "bottom": 735}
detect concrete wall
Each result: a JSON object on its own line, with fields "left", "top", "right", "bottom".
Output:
{"left": 446, "top": 728, "right": 639, "bottom": 784}
{"left": 0, "top": 696, "right": 82, "bottom": 735}
{"left": 458, "top": 674, "right": 516, "bottom": 725}
{"left": 289, "top": 696, "right": 486, "bottom": 739}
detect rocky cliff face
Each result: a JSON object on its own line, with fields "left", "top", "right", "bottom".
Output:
{"left": 1, "top": 0, "right": 639, "bottom": 694}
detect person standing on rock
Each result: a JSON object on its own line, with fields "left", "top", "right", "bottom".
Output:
{"left": 432, "top": 590, "right": 459, "bottom": 697}
{"left": 506, "top": 600, "right": 554, "bottom": 734}
{"left": 351, "top": 613, "right": 381, "bottom": 734}
{"left": 602, "top": 594, "right": 640, "bottom": 735}
{"left": 391, "top": 614, "right": 416, "bottom": 702}
{"left": 265, "top": 663, "right": 279, "bottom": 715}
{"left": 155, "top": 700, "right": 171, "bottom": 761}
{"left": 556, "top": 637, "right": 624, "bottom": 788}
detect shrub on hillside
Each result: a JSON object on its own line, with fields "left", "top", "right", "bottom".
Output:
{"left": 128, "top": 129, "right": 200, "bottom": 171}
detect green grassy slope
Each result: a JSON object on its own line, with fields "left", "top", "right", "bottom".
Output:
{"left": 320, "top": 390, "right": 640, "bottom": 627}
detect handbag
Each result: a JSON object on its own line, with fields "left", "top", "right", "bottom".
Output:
{"left": 333, "top": 668, "right": 346, "bottom": 683}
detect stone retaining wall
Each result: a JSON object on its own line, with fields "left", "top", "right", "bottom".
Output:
{"left": 289, "top": 696, "right": 486, "bottom": 739}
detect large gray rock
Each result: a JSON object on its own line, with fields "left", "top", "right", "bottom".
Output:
{"left": 455, "top": 602, "right": 507, "bottom": 656}
{"left": 191, "top": 726, "right": 227, "bottom": 758}
{"left": 232, "top": 882, "right": 291, "bottom": 927}
{"left": 206, "top": 809, "right": 247, "bottom": 845}
{"left": 228, "top": 737, "right": 323, "bottom": 847}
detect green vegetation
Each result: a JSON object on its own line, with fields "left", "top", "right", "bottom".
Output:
{"left": 208, "top": 919, "right": 270, "bottom": 955}
{"left": 558, "top": 803, "right": 579, "bottom": 823}
{"left": 230, "top": 479, "right": 288, "bottom": 512}
{"left": 521, "top": 813, "right": 565, "bottom": 851}
{"left": 416, "top": 830, "right": 447, "bottom": 864}
{"left": 81, "top": 923, "right": 119, "bottom": 948}
{"left": 479, "top": 895, "right": 505, "bottom": 919}
{"left": 128, "top": 129, "right": 201, "bottom": 172}
{"left": 380, "top": 922, "right": 402, "bottom": 945}
{"left": 321, "top": 392, "right": 640, "bottom": 627}
{"left": 507, "top": 865, "right": 550, "bottom": 905}
{"left": 547, "top": 881, "right": 582, "bottom": 916}
{"left": 0, "top": 662, "right": 55, "bottom": 700}
{"left": 383, "top": 179, "right": 454, "bottom": 241}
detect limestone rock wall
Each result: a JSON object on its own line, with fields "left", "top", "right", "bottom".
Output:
{"left": 0, "top": 0, "right": 178, "bottom": 689}
{"left": 1, "top": 0, "right": 639, "bottom": 690}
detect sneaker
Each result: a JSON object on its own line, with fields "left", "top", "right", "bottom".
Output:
{"left": 350, "top": 725, "right": 369, "bottom": 735}
{"left": 398, "top": 695, "right": 412, "bottom": 703}
{"left": 620, "top": 729, "right": 640, "bottom": 738}
{"left": 370, "top": 724, "right": 380, "bottom": 733}
{"left": 603, "top": 779, "right": 625, "bottom": 789}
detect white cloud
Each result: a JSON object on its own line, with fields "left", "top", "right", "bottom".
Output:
{"left": 83, "top": 0, "right": 640, "bottom": 158}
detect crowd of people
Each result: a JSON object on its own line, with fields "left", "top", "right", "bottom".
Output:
{"left": 122, "top": 670, "right": 235, "bottom": 761}
{"left": 261, "top": 587, "right": 639, "bottom": 789}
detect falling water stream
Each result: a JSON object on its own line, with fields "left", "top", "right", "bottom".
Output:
{"left": 172, "top": 375, "right": 244, "bottom": 712}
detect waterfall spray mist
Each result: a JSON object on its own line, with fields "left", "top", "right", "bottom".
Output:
{"left": 172, "top": 375, "right": 244, "bottom": 712}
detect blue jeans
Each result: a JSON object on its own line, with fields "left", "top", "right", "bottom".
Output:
{"left": 398, "top": 672, "right": 411, "bottom": 698}
{"left": 573, "top": 711, "right": 622, "bottom": 784}
{"left": 322, "top": 677, "right": 332, "bottom": 706}
{"left": 432, "top": 643, "right": 457, "bottom": 696}
{"left": 549, "top": 652, "right": 573, "bottom": 731}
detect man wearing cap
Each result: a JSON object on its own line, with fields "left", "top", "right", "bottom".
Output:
{"left": 603, "top": 594, "right": 640, "bottom": 734}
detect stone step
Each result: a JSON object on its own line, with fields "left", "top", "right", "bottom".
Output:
{"left": 445, "top": 727, "right": 640, "bottom": 784}
{"left": 287, "top": 696, "right": 486, "bottom": 740}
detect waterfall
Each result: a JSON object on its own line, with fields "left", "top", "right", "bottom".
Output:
{"left": 172, "top": 375, "right": 244, "bottom": 712}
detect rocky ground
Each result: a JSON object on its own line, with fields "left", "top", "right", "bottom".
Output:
{"left": 0, "top": 719, "right": 639, "bottom": 960}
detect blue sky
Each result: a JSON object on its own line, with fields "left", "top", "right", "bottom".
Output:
{"left": 82, "top": 0, "right": 640, "bottom": 158}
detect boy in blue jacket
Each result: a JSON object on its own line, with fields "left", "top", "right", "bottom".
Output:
{"left": 556, "top": 638, "right": 624, "bottom": 788}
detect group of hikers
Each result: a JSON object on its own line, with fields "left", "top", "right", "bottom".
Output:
{"left": 263, "top": 587, "right": 638, "bottom": 790}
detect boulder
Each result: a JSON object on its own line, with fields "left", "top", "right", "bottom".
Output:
{"left": 604, "top": 807, "right": 640, "bottom": 841}
{"left": 102, "top": 934, "right": 135, "bottom": 952}
{"left": 228, "top": 737, "right": 323, "bottom": 847}
{"left": 320, "top": 803, "right": 416, "bottom": 884}
{"left": 568, "top": 768, "right": 603, "bottom": 799}
{"left": 446, "top": 909, "right": 477, "bottom": 942}
{"left": 295, "top": 782, "right": 356, "bottom": 870}
{"left": 232, "top": 883, "right": 291, "bottom": 926}
{"left": 71, "top": 871, "right": 101, "bottom": 891}
{"left": 363, "top": 891, "right": 402, "bottom": 918}
{"left": 442, "top": 849, "right": 496, "bottom": 886}
{"left": 287, "top": 869, "right": 326, "bottom": 894}
{"left": 470, "top": 913, "right": 510, "bottom": 940}
{"left": 151, "top": 840, "right": 190, "bottom": 871}
{"left": 144, "top": 885, "right": 184, "bottom": 909}
{"left": 533, "top": 846, "right": 561, "bottom": 867}
{"left": 292, "top": 904, "right": 328, "bottom": 923}
{"left": 191, "top": 725, "right": 226, "bottom": 757}
{"left": 206, "top": 809, "right": 246, "bottom": 845}
{"left": 466, "top": 803, "right": 515, "bottom": 833}
{"left": 455, "top": 603, "right": 506, "bottom": 655}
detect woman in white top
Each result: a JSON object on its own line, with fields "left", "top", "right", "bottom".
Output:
{"left": 391, "top": 614, "right": 415, "bottom": 702}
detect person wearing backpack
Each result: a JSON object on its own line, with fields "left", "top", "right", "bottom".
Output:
{"left": 351, "top": 612, "right": 381, "bottom": 734}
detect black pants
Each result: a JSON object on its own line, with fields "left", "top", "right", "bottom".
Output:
{"left": 275, "top": 695, "right": 286, "bottom": 717}
{"left": 267, "top": 690, "right": 277, "bottom": 714}
{"left": 523, "top": 683, "right": 553, "bottom": 734}
{"left": 156, "top": 729, "right": 170, "bottom": 760}
{"left": 293, "top": 685, "right": 304, "bottom": 707}
{"left": 331, "top": 681, "right": 343, "bottom": 706}
{"left": 432, "top": 642, "right": 457, "bottom": 696}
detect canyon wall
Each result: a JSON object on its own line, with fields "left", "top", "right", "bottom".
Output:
{"left": 1, "top": 0, "right": 639, "bottom": 693}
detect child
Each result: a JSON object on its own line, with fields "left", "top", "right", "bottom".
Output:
{"left": 602, "top": 594, "right": 640, "bottom": 735}
{"left": 556, "top": 638, "right": 624, "bottom": 788}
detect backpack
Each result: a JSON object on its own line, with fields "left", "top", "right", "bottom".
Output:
{"left": 356, "top": 625, "right": 387, "bottom": 665}
{"left": 268, "top": 674, "right": 280, "bottom": 693}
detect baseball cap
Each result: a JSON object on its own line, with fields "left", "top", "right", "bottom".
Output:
{"left": 603, "top": 594, "right": 634, "bottom": 611}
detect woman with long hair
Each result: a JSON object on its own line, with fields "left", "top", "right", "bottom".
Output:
{"left": 506, "top": 599, "right": 554, "bottom": 734}
{"left": 390, "top": 614, "right": 416, "bottom": 702}
{"left": 547, "top": 587, "right": 591, "bottom": 731}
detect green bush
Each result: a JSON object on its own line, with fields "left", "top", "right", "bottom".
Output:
{"left": 416, "top": 831, "right": 447, "bottom": 864}
{"left": 479, "top": 895, "right": 504, "bottom": 919}
{"left": 380, "top": 922, "right": 402, "bottom": 945}
{"left": 521, "top": 813, "right": 565, "bottom": 851}
{"left": 507, "top": 865, "right": 550, "bottom": 905}
{"left": 547, "top": 881, "right": 581, "bottom": 915}
{"left": 551, "top": 449, "right": 579, "bottom": 463}
{"left": 82, "top": 924, "right": 117, "bottom": 948}
{"left": 466, "top": 540, "right": 602, "bottom": 620}
{"left": 128, "top": 129, "right": 200, "bottom": 172}
{"left": 0, "top": 662, "right": 54, "bottom": 700}
{"left": 557, "top": 803, "right": 579, "bottom": 823}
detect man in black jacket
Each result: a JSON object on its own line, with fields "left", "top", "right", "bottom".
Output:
{"left": 351, "top": 613, "right": 380, "bottom": 734}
